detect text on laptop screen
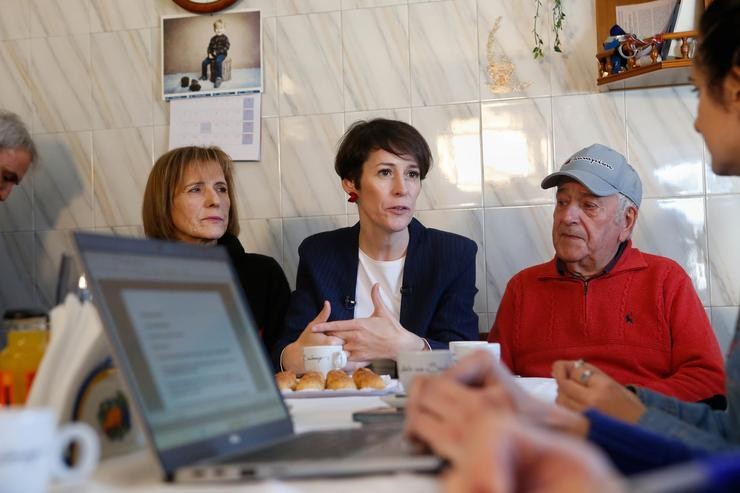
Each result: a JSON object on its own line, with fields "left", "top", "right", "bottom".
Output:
{"left": 84, "top": 250, "right": 289, "bottom": 450}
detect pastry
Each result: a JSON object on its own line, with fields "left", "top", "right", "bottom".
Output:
{"left": 275, "top": 371, "right": 297, "bottom": 391}
{"left": 326, "top": 370, "right": 356, "bottom": 390}
{"left": 352, "top": 367, "right": 386, "bottom": 390}
{"left": 294, "top": 372, "right": 324, "bottom": 391}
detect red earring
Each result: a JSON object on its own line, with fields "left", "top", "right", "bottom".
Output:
{"left": 347, "top": 192, "right": 358, "bottom": 203}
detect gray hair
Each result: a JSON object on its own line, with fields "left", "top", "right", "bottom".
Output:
{"left": 615, "top": 193, "right": 638, "bottom": 238}
{"left": 0, "top": 111, "right": 36, "bottom": 163}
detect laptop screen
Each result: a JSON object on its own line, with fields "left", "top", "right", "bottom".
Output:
{"left": 75, "top": 234, "right": 290, "bottom": 463}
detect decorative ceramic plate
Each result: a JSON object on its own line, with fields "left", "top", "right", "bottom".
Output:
{"left": 73, "top": 359, "right": 143, "bottom": 459}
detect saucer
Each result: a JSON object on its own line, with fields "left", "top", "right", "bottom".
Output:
{"left": 380, "top": 394, "right": 408, "bottom": 409}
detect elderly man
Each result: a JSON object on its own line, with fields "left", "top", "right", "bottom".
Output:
{"left": 488, "top": 143, "right": 725, "bottom": 404}
{"left": 0, "top": 111, "right": 35, "bottom": 202}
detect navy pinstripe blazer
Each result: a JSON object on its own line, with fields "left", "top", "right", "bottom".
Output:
{"left": 272, "top": 218, "right": 479, "bottom": 366}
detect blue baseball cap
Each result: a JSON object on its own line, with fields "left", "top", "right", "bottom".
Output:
{"left": 541, "top": 144, "right": 642, "bottom": 207}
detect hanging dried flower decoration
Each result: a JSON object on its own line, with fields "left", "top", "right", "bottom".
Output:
{"left": 533, "top": 0, "right": 566, "bottom": 59}
{"left": 487, "top": 17, "right": 533, "bottom": 94}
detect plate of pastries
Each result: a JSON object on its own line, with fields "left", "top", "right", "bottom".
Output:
{"left": 275, "top": 367, "right": 398, "bottom": 398}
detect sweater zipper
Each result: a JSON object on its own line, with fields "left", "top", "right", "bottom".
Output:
{"left": 583, "top": 279, "right": 589, "bottom": 328}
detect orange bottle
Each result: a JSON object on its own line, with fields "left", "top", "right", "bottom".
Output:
{"left": 0, "top": 327, "right": 49, "bottom": 405}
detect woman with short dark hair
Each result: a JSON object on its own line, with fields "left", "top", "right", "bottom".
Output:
{"left": 275, "top": 118, "right": 479, "bottom": 373}
{"left": 142, "top": 146, "right": 290, "bottom": 356}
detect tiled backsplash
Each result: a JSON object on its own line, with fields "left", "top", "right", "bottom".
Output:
{"left": 1, "top": 0, "right": 737, "bottom": 354}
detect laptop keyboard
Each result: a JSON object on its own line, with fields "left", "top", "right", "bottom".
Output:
{"left": 229, "top": 427, "right": 403, "bottom": 462}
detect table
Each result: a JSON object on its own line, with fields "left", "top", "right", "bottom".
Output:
{"left": 51, "top": 396, "right": 438, "bottom": 493}
{"left": 51, "top": 379, "right": 556, "bottom": 492}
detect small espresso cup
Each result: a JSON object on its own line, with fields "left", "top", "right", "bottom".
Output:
{"left": 450, "top": 341, "right": 501, "bottom": 362}
{"left": 303, "top": 345, "right": 348, "bottom": 376}
{"left": 396, "top": 350, "right": 453, "bottom": 393}
{"left": 0, "top": 407, "right": 100, "bottom": 493}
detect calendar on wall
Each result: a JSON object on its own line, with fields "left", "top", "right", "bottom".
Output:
{"left": 168, "top": 93, "right": 261, "bottom": 161}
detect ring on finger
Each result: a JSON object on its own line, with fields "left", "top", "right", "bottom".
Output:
{"left": 579, "top": 369, "right": 593, "bottom": 385}
{"left": 573, "top": 358, "right": 585, "bottom": 369}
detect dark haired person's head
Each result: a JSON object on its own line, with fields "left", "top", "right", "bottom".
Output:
{"left": 336, "top": 119, "right": 432, "bottom": 236}
{"left": 693, "top": 0, "right": 740, "bottom": 176}
{"left": 142, "top": 146, "right": 239, "bottom": 245}
{"left": 335, "top": 119, "right": 432, "bottom": 188}
{"left": 696, "top": 0, "right": 740, "bottom": 101}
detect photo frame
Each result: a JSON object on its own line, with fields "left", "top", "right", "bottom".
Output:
{"left": 161, "top": 10, "right": 262, "bottom": 100}
{"left": 170, "top": 0, "right": 237, "bottom": 14}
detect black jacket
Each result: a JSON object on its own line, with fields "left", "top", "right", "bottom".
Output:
{"left": 218, "top": 233, "right": 290, "bottom": 359}
{"left": 207, "top": 34, "right": 230, "bottom": 57}
{"left": 272, "top": 218, "right": 479, "bottom": 366}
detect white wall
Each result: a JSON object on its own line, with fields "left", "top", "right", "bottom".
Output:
{"left": 1, "top": 0, "right": 737, "bottom": 353}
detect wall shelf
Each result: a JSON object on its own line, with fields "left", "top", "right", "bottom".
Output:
{"left": 597, "top": 58, "right": 692, "bottom": 90}
{"left": 595, "top": 31, "right": 697, "bottom": 91}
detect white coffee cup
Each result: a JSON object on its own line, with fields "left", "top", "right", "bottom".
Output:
{"left": 0, "top": 407, "right": 100, "bottom": 493}
{"left": 450, "top": 341, "right": 501, "bottom": 362}
{"left": 303, "top": 345, "right": 348, "bottom": 376}
{"left": 396, "top": 350, "right": 453, "bottom": 392}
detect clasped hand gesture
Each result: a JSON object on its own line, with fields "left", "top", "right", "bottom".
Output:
{"left": 311, "top": 283, "right": 425, "bottom": 361}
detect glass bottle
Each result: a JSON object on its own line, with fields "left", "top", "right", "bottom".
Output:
{"left": 0, "top": 312, "right": 49, "bottom": 405}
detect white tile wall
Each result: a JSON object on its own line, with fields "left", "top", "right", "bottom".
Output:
{"left": 0, "top": 233, "right": 35, "bottom": 309}
{"left": 415, "top": 208, "right": 486, "bottom": 313}
{"left": 707, "top": 195, "right": 740, "bottom": 306}
{"left": 632, "top": 197, "right": 709, "bottom": 304}
{"left": 30, "top": 0, "right": 91, "bottom": 37}
{"left": 0, "top": 0, "right": 737, "bottom": 347}
{"left": 710, "top": 306, "right": 739, "bottom": 356}
{"left": 625, "top": 87, "right": 704, "bottom": 198}
{"left": 482, "top": 97, "right": 552, "bottom": 206}
{"left": 0, "top": 40, "right": 32, "bottom": 125}
{"left": 33, "top": 131, "right": 94, "bottom": 231}
{"left": 277, "top": 12, "right": 342, "bottom": 116}
{"left": 412, "top": 103, "right": 482, "bottom": 210}
{"left": 342, "top": 6, "right": 410, "bottom": 111}
{"left": 0, "top": 1, "right": 30, "bottom": 41}
{"left": 409, "top": 0, "right": 478, "bottom": 106}
{"left": 92, "top": 127, "right": 153, "bottom": 228}
{"left": 279, "top": 114, "right": 345, "bottom": 217}
{"left": 30, "top": 35, "right": 92, "bottom": 133}
{"left": 91, "top": 30, "right": 153, "bottom": 130}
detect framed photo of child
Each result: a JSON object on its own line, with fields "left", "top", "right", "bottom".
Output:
{"left": 161, "top": 10, "right": 262, "bottom": 100}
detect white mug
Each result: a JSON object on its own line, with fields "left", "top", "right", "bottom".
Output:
{"left": 396, "top": 350, "right": 453, "bottom": 392}
{"left": 449, "top": 341, "right": 487, "bottom": 361}
{"left": 450, "top": 341, "right": 501, "bottom": 362}
{"left": 303, "top": 345, "right": 348, "bottom": 376}
{"left": 0, "top": 407, "right": 100, "bottom": 493}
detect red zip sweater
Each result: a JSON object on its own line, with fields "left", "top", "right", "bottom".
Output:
{"left": 489, "top": 241, "right": 725, "bottom": 402}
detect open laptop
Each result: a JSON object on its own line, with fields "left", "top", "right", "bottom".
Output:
{"left": 72, "top": 232, "right": 441, "bottom": 483}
